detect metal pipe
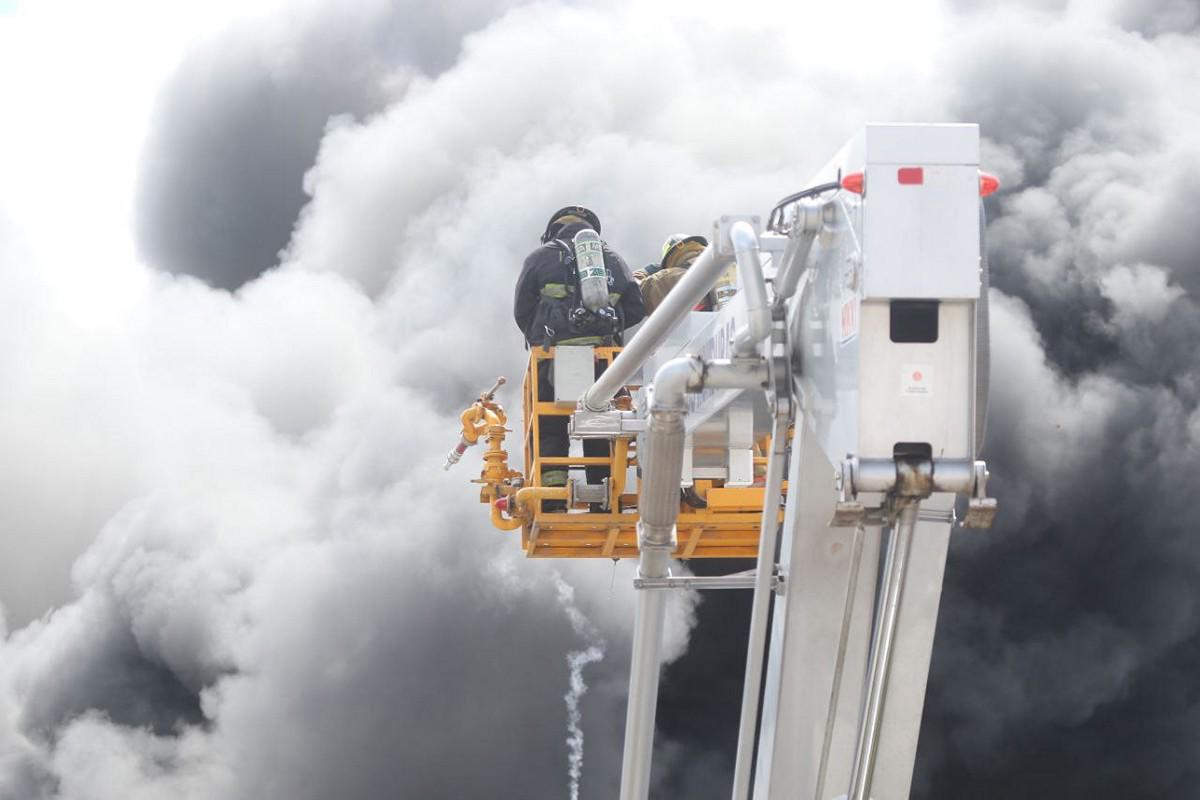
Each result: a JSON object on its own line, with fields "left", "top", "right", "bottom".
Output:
{"left": 846, "top": 501, "right": 920, "bottom": 800}
{"left": 622, "top": 352, "right": 771, "bottom": 800}
{"left": 637, "top": 363, "right": 695, "bottom": 550}
{"left": 618, "top": 358, "right": 694, "bottom": 800}
{"left": 730, "top": 413, "right": 789, "bottom": 800}
{"left": 489, "top": 501, "right": 524, "bottom": 531}
{"left": 851, "top": 458, "right": 897, "bottom": 492}
{"left": 634, "top": 356, "right": 766, "bottom": 561}
{"left": 620, "top": 353, "right": 771, "bottom": 799}
{"left": 851, "top": 458, "right": 977, "bottom": 494}
{"left": 481, "top": 375, "right": 506, "bottom": 401}
{"left": 651, "top": 357, "right": 704, "bottom": 412}
{"left": 931, "top": 459, "right": 976, "bottom": 493}
{"left": 975, "top": 200, "right": 991, "bottom": 456}
{"left": 619, "top": 587, "right": 667, "bottom": 800}
{"left": 513, "top": 485, "right": 568, "bottom": 511}
{"left": 582, "top": 246, "right": 729, "bottom": 411}
{"left": 634, "top": 573, "right": 771, "bottom": 591}
{"left": 773, "top": 202, "right": 822, "bottom": 301}
{"left": 703, "top": 359, "right": 770, "bottom": 391}
{"left": 814, "top": 523, "right": 867, "bottom": 800}
{"left": 636, "top": 434, "right": 686, "bottom": 574}
{"left": 730, "top": 222, "right": 771, "bottom": 355}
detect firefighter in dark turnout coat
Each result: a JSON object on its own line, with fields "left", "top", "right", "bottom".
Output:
{"left": 514, "top": 207, "right": 644, "bottom": 347}
{"left": 513, "top": 206, "right": 645, "bottom": 503}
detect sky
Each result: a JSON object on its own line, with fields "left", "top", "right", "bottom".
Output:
{"left": 1, "top": 0, "right": 1199, "bottom": 798}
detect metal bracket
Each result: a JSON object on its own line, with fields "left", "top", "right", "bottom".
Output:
{"left": 832, "top": 455, "right": 996, "bottom": 529}
{"left": 833, "top": 457, "right": 868, "bottom": 526}
{"left": 918, "top": 507, "right": 956, "bottom": 525}
{"left": 634, "top": 569, "right": 786, "bottom": 596}
{"left": 962, "top": 461, "right": 998, "bottom": 529}
{"left": 832, "top": 499, "right": 868, "bottom": 527}
{"left": 570, "top": 478, "right": 610, "bottom": 510}
{"left": 765, "top": 303, "right": 794, "bottom": 422}
{"left": 712, "top": 215, "right": 763, "bottom": 258}
{"left": 569, "top": 410, "right": 646, "bottom": 439}
{"left": 757, "top": 232, "right": 790, "bottom": 255}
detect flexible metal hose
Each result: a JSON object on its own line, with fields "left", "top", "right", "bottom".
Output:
{"left": 975, "top": 201, "right": 991, "bottom": 457}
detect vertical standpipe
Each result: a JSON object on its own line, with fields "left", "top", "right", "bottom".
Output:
{"left": 619, "top": 358, "right": 697, "bottom": 800}
{"left": 598, "top": 219, "right": 774, "bottom": 800}
{"left": 618, "top": 357, "right": 768, "bottom": 800}
{"left": 729, "top": 412, "right": 789, "bottom": 800}
{"left": 846, "top": 501, "right": 921, "bottom": 800}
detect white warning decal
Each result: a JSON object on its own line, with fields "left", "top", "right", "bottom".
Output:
{"left": 901, "top": 363, "right": 933, "bottom": 398}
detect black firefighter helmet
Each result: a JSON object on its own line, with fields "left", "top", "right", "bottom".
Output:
{"left": 541, "top": 205, "right": 602, "bottom": 243}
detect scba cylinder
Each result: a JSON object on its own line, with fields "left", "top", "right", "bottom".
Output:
{"left": 573, "top": 228, "right": 610, "bottom": 312}
{"left": 712, "top": 265, "right": 738, "bottom": 309}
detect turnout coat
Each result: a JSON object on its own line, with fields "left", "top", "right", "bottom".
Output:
{"left": 513, "top": 221, "right": 645, "bottom": 347}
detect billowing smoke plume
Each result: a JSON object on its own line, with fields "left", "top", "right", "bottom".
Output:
{"left": 135, "top": 0, "right": 528, "bottom": 291}
{"left": 0, "top": 1, "right": 1197, "bottom": 799}
{"left": 555, "top": 574, "right": 606, "bottom": 800}
{"left": 912, "top": 6, "right": 1200, "bottom": 797}
{"left": 656, "top": 4, "right": 1200, "bottom": 799}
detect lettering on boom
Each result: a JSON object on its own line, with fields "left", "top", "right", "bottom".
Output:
{"left": 687, "top": 317, "right": 738, "bottom": 417}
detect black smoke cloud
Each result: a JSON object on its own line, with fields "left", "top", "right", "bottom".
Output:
{"left": 135, "top": 0, "right": 525, "bottom": 290}
{"left": 1110, "top": 0, "right": 1200, "bottom": 36}
{"left": 913, "top": 7, "right": 1200, "bottom": 797}
{"left": 658, "top": 6, "right": 1200, "bottom": 798}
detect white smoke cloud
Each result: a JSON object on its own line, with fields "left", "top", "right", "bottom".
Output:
{"left": 554, "top": 574, "right": 606, "bottom": 800}
{"left": 0, "top": 6, "right": 709, "bottom": 791}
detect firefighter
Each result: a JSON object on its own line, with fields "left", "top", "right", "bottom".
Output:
{"left": 514, "top": 205, "right": 645, "bottom": 507}
{"left": 638, "top": 233, "right": 710, "bottom": 315}
{"left": 631, "top": 262, "right": 661, "bottom": 283}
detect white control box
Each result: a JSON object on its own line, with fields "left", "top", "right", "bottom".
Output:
{"left": 793, "top": 123, "right": 982, "bottom": 463}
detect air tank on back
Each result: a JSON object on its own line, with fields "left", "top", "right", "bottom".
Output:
{"left": 712, "top": 264, "right": 739, "bottom": 309}
{"left": 573, "top": 228, "right": 610, "bottom": 311}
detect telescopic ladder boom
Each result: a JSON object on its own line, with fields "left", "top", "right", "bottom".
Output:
{"left": 450, "top": 122, "right": 1000, "bottom": 800}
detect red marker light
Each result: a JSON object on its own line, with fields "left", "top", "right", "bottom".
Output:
{"left": 897, "top": 167, "right": 924, "bottom": 185}
{"left": 979, "top": 171, "right": 1000, "bottom": 196}
{"left": 841, "top": 172, "right": 865, "bottom": 194}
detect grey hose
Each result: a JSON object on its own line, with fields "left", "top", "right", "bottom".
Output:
{"left": 975, "top": 201, "right": 990, "bottom": 457}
